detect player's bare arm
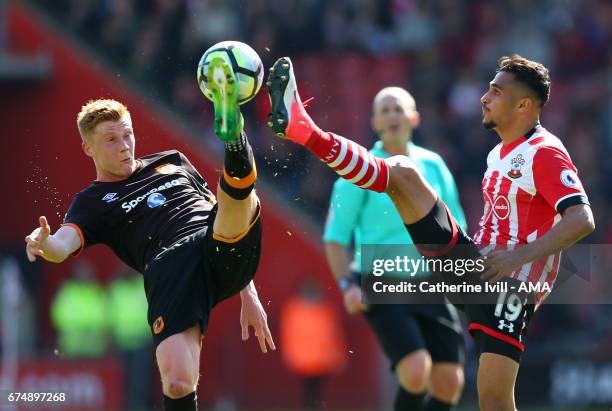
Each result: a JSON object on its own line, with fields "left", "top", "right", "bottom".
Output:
{"left": 482, "top": 204, "right": 595, "bottom": 283}
{"left": 324, "top": 242, "right": 367, "bottom": 314}
{"left": 239, "top": 280, "right": 275, "bottom": 353}
{"left": 25, "top": 216, "right": 81, "bottom": 263}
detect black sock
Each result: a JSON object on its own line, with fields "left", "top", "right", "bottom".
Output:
{"left": 395, "top": 387, "right": 425, "bottom": 411}
{"left": 404, "top": 199, "right": 453, "bottom": 245}
{"left": 425, "top": 396, "right": 454, "bottom": 411}
{"left": 219, "top": 131, "right": 257, "bottom": 200}
{"left": 163, "top": 391, "right": 197, "bottom": 411}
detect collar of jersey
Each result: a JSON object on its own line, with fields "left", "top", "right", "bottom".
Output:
{"left": 94, "top": 160, "right": 143, "bottom": 183}
{"left": 500, "top": 123, "right": 541, "bottom": 159}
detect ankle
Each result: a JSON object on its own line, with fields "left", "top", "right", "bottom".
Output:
{"left": 304, "top": 129, "right": 332, "bottom": 157}
{"left": 286, "top": 106, "right": 320, "bottom": 146}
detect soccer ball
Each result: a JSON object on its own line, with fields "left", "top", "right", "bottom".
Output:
{"left": 197, "top": 41, "right": 264, "bottom": 105}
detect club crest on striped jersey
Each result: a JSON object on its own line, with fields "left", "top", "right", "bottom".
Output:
{"left": 155, "top": 163, "right": 179, "bottom": 174}
{"left": 507, "top": 154, "right": 525, "bottom": 179}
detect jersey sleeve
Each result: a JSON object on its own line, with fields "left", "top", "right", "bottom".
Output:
{"left": 323, "top": 178, "right": 367, "bottom": 246}
{"left": 61, "top": 195, "right": 104, "bottom": 254}
{"left": 178, "top": 152, "right": 214, "bottom": 199}
{"left": 434, "top": 158, "right": 468, "bottom": 231}
{"left": 533, "top": 146, "right": 589, "bottom": 214}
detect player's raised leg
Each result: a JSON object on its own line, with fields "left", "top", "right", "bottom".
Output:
{"left": 207, "top": 55, "right": 259, "bottom": 238}
{"left": 204, "top": 49, "right": 274, "bottom": 356}
{"left": 156, "top": 323, "right": 202, "bottom": 411}
{"left": 267, "top": 57, "right": 438, "bottom": 227}
{"left": 267, "top": 57, "right": 391, "bottom": 192}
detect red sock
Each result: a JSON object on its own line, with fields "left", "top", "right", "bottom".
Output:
{"left": 305, "top": 130, "right": 389, "bottom": 192}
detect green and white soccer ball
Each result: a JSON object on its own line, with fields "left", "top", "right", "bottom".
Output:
{"left": 197, "top": 40, "right": 264, "bottom": 105}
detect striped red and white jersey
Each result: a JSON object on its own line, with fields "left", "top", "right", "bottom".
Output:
{"left": 472, "top": 125, "right": 589, "bottom": 301}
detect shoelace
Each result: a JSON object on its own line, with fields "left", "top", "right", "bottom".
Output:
{"left": 302, "top": 96, "right": 314, "bottom": 108}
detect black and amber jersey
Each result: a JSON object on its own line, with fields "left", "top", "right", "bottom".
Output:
{"left": 62, "top": 150, "right": 216, "bottom": 273}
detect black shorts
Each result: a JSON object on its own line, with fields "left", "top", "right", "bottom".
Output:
{"left": 362, "top": 302, "right": 465, "bottom": 370}
{"left": 143, "top": 205, "right": 262, "bottom": 347}
{"left": 465, "top": 293, "right": 535, "bottom": 363}
{"left": 404, "top": 198, "right": 534, "bottom": 363}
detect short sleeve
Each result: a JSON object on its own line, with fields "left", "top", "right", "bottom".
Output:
{"left": 533, "top": 146, "right": 589, "bottom": 214}
{"left": 62, "top": 195, "right": 104, "bottom": 253}
{"left": 323, "top": 178, "right": 367, "bottom": 246}
{"left": 178, "top": 152, "right": 213, "bottom": 199}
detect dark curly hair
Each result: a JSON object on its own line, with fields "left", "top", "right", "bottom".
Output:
{"left": 497, "top": 54, "right": 551, "bottom": 107}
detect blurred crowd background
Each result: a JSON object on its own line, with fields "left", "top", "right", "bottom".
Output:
{"left": 3, "top": 0, "right": 612, "bottom": 410}
{"left": 36, "top": 0, "right": 612, "bottom": 233}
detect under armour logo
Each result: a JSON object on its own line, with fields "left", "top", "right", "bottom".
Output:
{"left": 498, "top": 319, "right": 514, "bottom": 333}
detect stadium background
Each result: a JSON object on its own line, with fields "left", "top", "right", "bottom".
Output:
{"left": 1, "top": 0, "right": 611, "bottom": 410}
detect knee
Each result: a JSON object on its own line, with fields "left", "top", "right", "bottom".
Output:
{"left": 162, "top": 374, "right": 197, "bottom": 399}
{"left": 386, "top": 156, "right": 420, "bottom": 189}
{"left": 431, "top": 365, "right": 464, "bottom": 401}
{"left": 396, "top": 351, "right": 432, "bottom": 393}
{"left": 155, "top": 326, "right": 201, "bottom": 399}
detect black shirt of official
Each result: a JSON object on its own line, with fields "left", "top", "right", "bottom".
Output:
{"left": 63, "top": 150, "right": 216, "bottom": 273}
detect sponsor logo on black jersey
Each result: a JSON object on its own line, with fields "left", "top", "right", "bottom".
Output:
{"left": 121, "top": 178, "right": 181, "bottom": 213}
{"left": 147, "top": 193, "right": 167, "bottom": 208}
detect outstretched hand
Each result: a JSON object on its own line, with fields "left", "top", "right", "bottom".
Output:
{"left": 25, "top": 216, "right": 51, "bottom": 262}
{"left": 240, "top": 289, "right": 275, "bottom": 353}
{"left": 343, "top": 284, "right": 368, "bottom": 315}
